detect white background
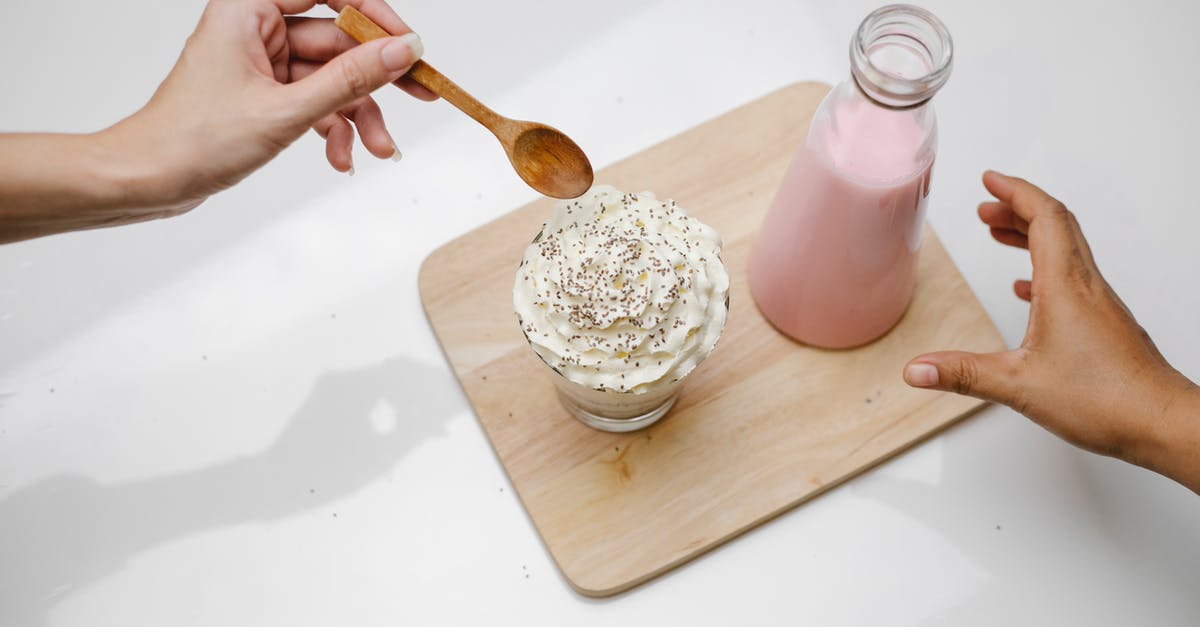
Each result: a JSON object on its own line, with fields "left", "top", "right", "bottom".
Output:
{"left": 2, "top": 1, "right": 1199, "bottom": 625}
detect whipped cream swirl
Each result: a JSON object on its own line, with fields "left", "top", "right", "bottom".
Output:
{"left": 514, "top": 185, "right": 729, "bottom": 393}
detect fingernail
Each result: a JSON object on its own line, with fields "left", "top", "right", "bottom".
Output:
{"left": 347, "top": 165, "right": 355, "bottom": 177}
{"left": 390, "top": 141, "right": 403, "bottom": 162}
{"left": 382, "top": 33, "right": 424, "bottom": 72}
{"left": 904, "top": 363, "right": 940, "bottom": 387}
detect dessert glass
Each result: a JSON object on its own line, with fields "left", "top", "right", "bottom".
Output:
{"left": 514, "top": 186, "right": 729, "bottom": 432}
{"left": 550, "top": 367, "right": 683, "bottom": 432}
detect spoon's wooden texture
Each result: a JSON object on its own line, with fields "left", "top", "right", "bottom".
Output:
{"left": 334, "top": 6, "right": 594, "bottom": 198}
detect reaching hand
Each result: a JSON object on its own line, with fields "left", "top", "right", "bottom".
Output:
{"left": 0, "top": 1, "right": 434, "bottom": 242}
{"left": 903, "top": 170, "right": 1200, "bottom": 493}
{"left": 105, "top": 0, "right": 431, "bottom": 212}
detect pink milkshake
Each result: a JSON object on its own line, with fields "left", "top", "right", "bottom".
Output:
{"left": 749, "top": 4, "right": 952, "bottom": 348}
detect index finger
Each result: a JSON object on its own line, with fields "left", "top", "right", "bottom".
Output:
{"left": 982, "top": 170, "right": 1063, "bottom": 223}
{"left": 323, "top": 1, "right": 436, "bottom": 99}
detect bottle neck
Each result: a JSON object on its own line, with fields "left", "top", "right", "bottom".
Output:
{"left": 809, "top": 79, "right": 938, "bottom": 183}
{"left": 849, "top": 4, "right": 953, "bottom": 110}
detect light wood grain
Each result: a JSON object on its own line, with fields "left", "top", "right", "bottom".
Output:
{"left": 419, "top": 82, "right": 1006, "bottom": 597}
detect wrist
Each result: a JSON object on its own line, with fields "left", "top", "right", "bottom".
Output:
{"left": 0, "top": 128, "right": 201, "bottom": 244}
{"left": 78, "top": 129, "right": 145, "bottom": 210}
{"left": 64, "top": 127, "right": 197, "bottom": 227}
{"left": 95, "top": 99, "right": 223, "bottom": 215}
{"left": 92, "top": 121, "right": 187, "bottom": 212}
{"left": 1134, "top": 370, "right": 1200, "bottom": 493}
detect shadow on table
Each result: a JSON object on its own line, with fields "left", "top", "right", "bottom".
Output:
{"left": 0, "top": 356, "right": 459, "bottom": 626}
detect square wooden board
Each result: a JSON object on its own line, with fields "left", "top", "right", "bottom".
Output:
{"left": 418, "top": 82, "right": 1006, "bottom": 597}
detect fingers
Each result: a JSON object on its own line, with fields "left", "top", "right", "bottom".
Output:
{"left": 270, "top": 0, "right": 415, "bottom": 37}
{"left": 284, "top": 32, "right": 423, "bottom": 128}
{"left": 286, "top": 17, "right": 357, "bottom": 62}
{"left": 395, "top": 75, "right": 439, "bottom": 101}
{"left": 286, "top": 18, "right": 438, "bottom": 104}
{"left": 270, "top": 0, "right": 324, "bottom": 14}
{"left": 990, "top": 227, "right": 1029, "bottom": 249}
{"left": 312, "top": 112, "right": 355, "bottom": 173}
{"left": 293, "top": 58, "right": 400, "bottom": 167}
{"left": 980, "top": 197, "right": 1030, "bottom": 247}
{"left": 324, "top": 0, "right": 415, "bottom": 38}
{"left": 903, "top": 350, "right": 1025, "bottom": 407}
{"left": 982, "top": 170, "right": 1065, "bottom": 224}
{"left": 344, "top": 96, "right": 399, "bottom": 159}
{"left": 314, "top": 105, "right": 400, "bottom": 172}
{"left": 979, "top": 194, "right": 1035, "bottom": 298}
{"left": 1013, "top": 279, "right": 1032, "bottom": 301}
{"left": 981, "top": 170, "right": 1098, "bottom": 285}
{"left": 978, "top": 201, "right": 1028, "bottom": 233}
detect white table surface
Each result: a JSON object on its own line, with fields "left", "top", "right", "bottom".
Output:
{"left": 3, "top": 1, "right": 1199, "bottom": 625}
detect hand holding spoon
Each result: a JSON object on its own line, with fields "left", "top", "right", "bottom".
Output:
{"left": 335, "top": 6, "right": 594, "bottom": 199}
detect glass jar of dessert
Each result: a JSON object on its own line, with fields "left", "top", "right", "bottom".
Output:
{"left": 514, "top": 185, "right": 730, "bottom": 432}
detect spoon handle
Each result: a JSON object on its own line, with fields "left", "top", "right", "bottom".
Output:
{"left": 334, "top": 6, "right": 506, "bottom": 132}
{"left": 408, "top": 64, "right": 505, "bottom": 131}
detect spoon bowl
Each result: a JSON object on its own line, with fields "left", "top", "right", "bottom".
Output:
{"left": 507, "top": 124, "right": 594, "bottom": 199}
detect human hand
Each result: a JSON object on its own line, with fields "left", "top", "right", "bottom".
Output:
{"left": 102, "top": 0, "right": 432, "bottom": 214}
{"left": 903, "top": 171, "right": 1200, "bottom": 491}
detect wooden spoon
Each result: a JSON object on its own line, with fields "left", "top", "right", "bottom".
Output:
{"left": 335, "top": 6, "right": 594, "bottom": 199}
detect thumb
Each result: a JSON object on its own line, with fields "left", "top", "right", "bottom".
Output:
{"left": 902, "top": 350, "right": 1023, "bottom": 405}
{"left": 288, "top": 33, "right": 423, "bottom": 127}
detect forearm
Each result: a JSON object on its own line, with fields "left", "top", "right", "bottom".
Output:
{"left": 0, "top": 129, "right": 184, "bottom": 244}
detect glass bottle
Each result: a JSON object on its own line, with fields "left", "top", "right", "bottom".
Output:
{"left": 748, "top": 4, "right": 953, "bottom": 348}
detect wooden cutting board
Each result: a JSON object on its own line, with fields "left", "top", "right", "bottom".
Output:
{"left": 419, "top": 82, "right": 1006, "bottom": 597}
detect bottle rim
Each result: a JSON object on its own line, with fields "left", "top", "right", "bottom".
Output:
{"left": 850, "top": 4, "right": 953, "bottom": 109}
